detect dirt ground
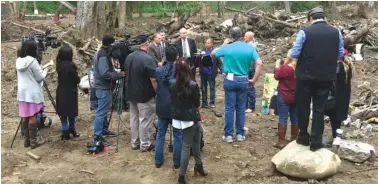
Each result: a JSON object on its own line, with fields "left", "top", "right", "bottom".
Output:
{"left": 1, "top": 14, "right": 378, "bottom": 184}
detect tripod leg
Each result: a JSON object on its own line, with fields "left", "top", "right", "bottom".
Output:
{"left": 43, "top": 82, "right": 57, "bottom": 113}
{"left": 10, "top": 118, "right": 22, "bottom": 148}
{"left": 169, "top": 123, "right": 173, "bottom": 152}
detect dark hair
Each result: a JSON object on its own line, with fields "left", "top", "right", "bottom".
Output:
{"left": 17, "top": 47, "right": 21, "bottom": 58}
{"left": 175, "top": 59, "right": 192, "bottom": 99}
{"left": 165, "top": 45, "right": 178, "bottom": 62}
{"left": 102, "top": 34, "right": 115, "bottom": 46}
{"left": 56, "top": 45, "right": 75, "bottom": 72}
{"left": 20, "top": 40, "right": 38, "bottom": 58}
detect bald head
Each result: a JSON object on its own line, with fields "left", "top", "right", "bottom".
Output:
{"left": 229, "top": 26, "right": 242, "bottom": 40}
{"left": 179, "top": 28, "right": 188, "bottom": 39}
{"left": 244, "top": 31, "right": 255, "bottom": 43}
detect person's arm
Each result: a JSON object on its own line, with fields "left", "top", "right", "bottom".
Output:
{"left": 98, "top": 56, "right": 121, "bottom": 80}
{"left": 211, "top": 46, "right": 225, "bottom": 58}
{"left": 145, "top": 57, "right": 158, "bottom": 93}
{"left": 338, "top": 30, "right": 345, "bottom": 59}
{"left": 216, "top": 58, "right": 223, "bottom": 73}
{"left": 289, "top": 30, "right": 306, "bottom": 60}
{"left": 274, "top": 61, "right": 290, "bottom": 80}
{"left": 249, "top": 48, "right": 263, "bottom": 84}
{"left": 69, "top": 63, "right": 81, "bottom": 85}
{"left": 30, "top": 59, "right": 45, "bottom": 83}
{"left": 148, "top": 46, "right": 159, "bottom": 66}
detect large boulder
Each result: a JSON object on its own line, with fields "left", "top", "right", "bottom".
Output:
{"left": 336, "top": 140, "right": 376, "bottom": 163}
{"left": 272, "top": 141, "right": 341, "bottom": 179}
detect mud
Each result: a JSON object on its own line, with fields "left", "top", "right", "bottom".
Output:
{"left": 2, "top": 14, "right": 378, "bottom": 184}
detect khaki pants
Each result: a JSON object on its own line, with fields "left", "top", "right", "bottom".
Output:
{"left": 129, "top": 98, "right": 155, "bottom": 151}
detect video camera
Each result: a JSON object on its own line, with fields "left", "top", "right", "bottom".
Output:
{"left": 109, "top": 32, "right": 139, "bottom": 71}
{"left": 22, "top": 29, "right": 61, "bottom": 64}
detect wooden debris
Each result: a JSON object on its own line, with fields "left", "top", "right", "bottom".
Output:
{"left": 78, "top": 169, "right": 95, "bottom": 175}
{"left": 26, "top": 151, "right": 41, "bottom": 161}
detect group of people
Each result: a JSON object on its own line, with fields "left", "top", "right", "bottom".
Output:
{"left": 15, "top": 7, "right": 354, "bottom": 184}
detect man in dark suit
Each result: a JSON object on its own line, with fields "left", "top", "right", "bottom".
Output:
{"left": 174, "top": 28, "right": 197, "bottom": 79}
{"left": 148, "top": 33, "right": 164, "bottom": 66}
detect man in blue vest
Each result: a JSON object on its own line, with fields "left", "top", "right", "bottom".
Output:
{"left": 289, "top": 7, "right": 344, "bottom": 151}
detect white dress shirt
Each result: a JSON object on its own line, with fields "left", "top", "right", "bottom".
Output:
{"left": 182, "top": 38, "right": 191, "bottom": 58}
{"left": 172, "top": 119, "right": 194, "bottom": 130}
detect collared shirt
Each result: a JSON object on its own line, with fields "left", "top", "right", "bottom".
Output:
{"left": 172, "top": 119, "right": 194, "bottom": 130}
{"left": 290, "top": 30, "right": 344, "bottom": 59}
{"left": 182, "top": 38, "right": 191, "bottom": 58}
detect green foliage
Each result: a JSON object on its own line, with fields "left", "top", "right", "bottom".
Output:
{"left": 290, "top": 1, "right": 321, "bottom": 13}
{"left": 26, "top": 1, "right": 72, "bottom": 14}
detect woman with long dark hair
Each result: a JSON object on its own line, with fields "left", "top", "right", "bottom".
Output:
{"left": 16, "top": 40, "right": 46, "bottom": 149}
{"left": 56, "top": 45, "right": 81, "bottom": 140}
{"left": 170, "top": 59, "right": 207, "bottom": 184}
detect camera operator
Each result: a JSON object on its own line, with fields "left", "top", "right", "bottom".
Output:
{"left": 125, "top": 34, "right": 157, "bottom": 152}
{"left": 93, "top": 34, "right": 125, "bottom": 143}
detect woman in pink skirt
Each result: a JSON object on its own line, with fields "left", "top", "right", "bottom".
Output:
{"left": 16, "top": 40, "right": 46, "bottom": 149}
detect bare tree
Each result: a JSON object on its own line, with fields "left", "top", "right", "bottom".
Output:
{"left": 33, "top": 1, "right": 38, "bottom": 15}
{"left": 126, "top": 2, "right": 133, "bottom": 20}
{"left": 106, "top": 1, "right": 118, "bottom": 32}
{"left": 118, "top": 1, "right": 126, "bottom": 29}
{"left": 284, "top": 1, "right": 291, "bottom": 14}
{"left": 217, "top": 1, "right": 221, "bottom": 18}
{"left": 54, "top": 2, "right": 62, "bottom": 23}
{"left": 76, "top": 1, "right": 106, "bottom": 39}
{"left": 368, "top": 1, "right": 375, "bottom": 8}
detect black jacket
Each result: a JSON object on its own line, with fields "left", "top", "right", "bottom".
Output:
{"left": 56, "top": 61, "right": 80, "bottom": 117}
{"left": 325, "top": 61, "right": 352, "bottom": 122}
{"left": 169, "top": 79, "right": 201, "bottom": 122}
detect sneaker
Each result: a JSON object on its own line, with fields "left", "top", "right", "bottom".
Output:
{"left": 210, "top": 104, "right": 215, "bottom": 108}
{"left": 131, "top": 144, "right": 140, "bottom": 150}
{"left": 103, "top": 131, "right": 117, "bottom": 137}
{"left": 237, "top": 134, "right": 246, "bottom": 142}
{"left": 141, "top": 144, "right": 155, "bottom": 152}
{"left": 245, "top": 109, "right": 254, "bottom": 113}
{"left": 222, "top": 135, "right": 234, "bottom": 143}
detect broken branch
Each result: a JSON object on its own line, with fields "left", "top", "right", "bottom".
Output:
{"left": 26, "top": 151, "right": 41, "bottom": 161}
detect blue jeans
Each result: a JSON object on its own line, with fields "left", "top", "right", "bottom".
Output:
{"left": 200, "top": 74, "right": 215, "bottom": 106}
{"left": 277, "top": 91, "right": 298, "bottom": 125}
{"left": 94, "top": 89, "right": 112, "bottom": 139}
{"left": 223, "top": 76, "right": 248, "bottom": 137}
{"left": 155, "top": 118, "right": 183, "bottom": 165}
{"left": 246, "top": 86, "right": 256, "bottom": 110}
{"left": 60, "top": 116, "right": 76, "bottom": 132}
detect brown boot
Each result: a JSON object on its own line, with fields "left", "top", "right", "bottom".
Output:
{"left": 273, "top": 124, "right": 287, "bottom": 149}
{"left": 290, "top": 124, "right": 299, "bottom": 142}
{"left": 29, "top": 123, "right": 45, "bottom": 149}
{"left": 23, "top": 119, "right": 30, "bottom": 147}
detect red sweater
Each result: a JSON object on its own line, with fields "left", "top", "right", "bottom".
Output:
{"left": 274, "top": 64, "right": 296, "bottom": 104}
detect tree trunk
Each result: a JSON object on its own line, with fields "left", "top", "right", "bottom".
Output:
{"left": 217, "top": 2, "right": 221, "bottom": 18}
{"left": 368, "top": 1, "right": 374, "bottom": 8}
{"left": 118, "top": 1, "right": 126, "bottom": 29}
{"left": 357, "top": 2, "right": 368, "bottom": 19}
{"left": 76, "top": 1, "right": 106, "bottom": 39}
{"left": 54, "top": 2, "right": 62, "bottom": 23}
{"left": 284, "top": 1, "right": 291, "bottom": 14}
{"left": 221, "top": 1, "right": 225, "bottom": 16}
{"left": 33, "top": 1, "right": 38, "bottom": 15}
{"left": 106, "top": 1, "right": 118, "bottom": 32}
{"left": 137, "top": 3, "right": 143, "bottom": 18}
{"left": 126, "top": 2, "right": 133, "bottom": 20}
{"left": 19, "top": 1, "right": 27, "bottom": 21}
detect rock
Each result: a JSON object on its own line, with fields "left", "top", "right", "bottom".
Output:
{"left": 271, "top": 141, "right": 341, "bottom": 179}
{"left": 336, "top": 140, "right": 376, "bottom": 163}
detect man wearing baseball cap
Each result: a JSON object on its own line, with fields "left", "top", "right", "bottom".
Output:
{"left": 288, "top": 7, "right": 344, "bottom": 151}
{"left": 124, "top": 34, "right": 157, "bottom": 152}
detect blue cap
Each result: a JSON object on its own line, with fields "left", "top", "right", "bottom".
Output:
{"left": 136, "top": 34, "right": 149, "bottom": 44}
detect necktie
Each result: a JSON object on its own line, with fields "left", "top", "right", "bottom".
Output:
{"left": 183, "top": 39, "right": 188, "bottom": 58}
